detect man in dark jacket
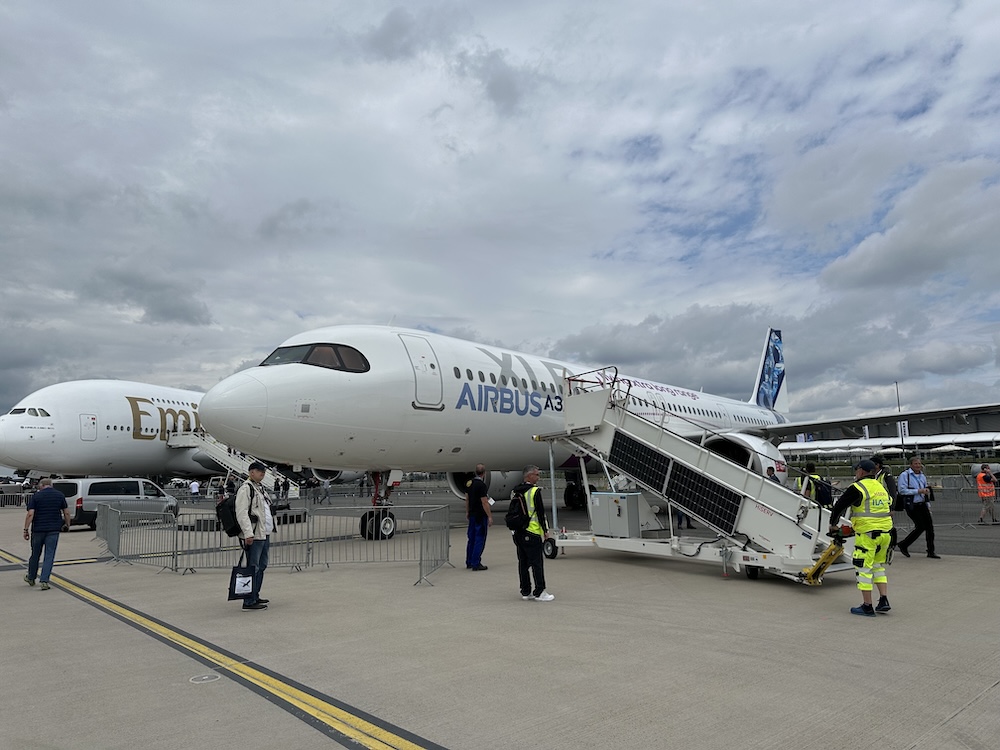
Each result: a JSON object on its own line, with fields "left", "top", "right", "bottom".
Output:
{"left": 23, "top": 478, "right": 72, "bottom": 590}
{"left": 511, "top": 465, "right": 554, "bottom": 601}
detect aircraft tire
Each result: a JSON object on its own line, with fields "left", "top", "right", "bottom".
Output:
{"left": 543, "top": 538, "right": 557, "bottom": 559}
{"left": 359, "top": 510, "right": 375, "bottom": 540}
{"left": 376, "top": 510, "right": 396, "bottom": 540}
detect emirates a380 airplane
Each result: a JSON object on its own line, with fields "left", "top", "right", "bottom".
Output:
{"left": 0, "top": 379, "right": 363, "bottom": 484}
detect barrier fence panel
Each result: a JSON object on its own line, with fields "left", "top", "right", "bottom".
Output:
{"left": 174, "top": 509, "right": 241, "bottom": 572}
{"left": 85, "top": 502, "right": 450, "bottom": 579}
{"left": 308, "top": 506, "right": 432, "bottom": 566}
{"left": 268, "top": 507, "right": 311, "bottom": 570}
{"left": 891, "top": 486, "right": 985, "bottom": 533}
{"left": 1, "top": 493, "right": 26, "bottom": 507}
{"left": 96, "top": 504, "right": 120, "bottom": 560}
{"left": 116, "top": 511, "right": 179, "bottom": 570}
{"left": 96, "top": 507, "right": 176, "bottom": 569}
{"left": 417, "top": 505, "right": 451, "bottom": 585}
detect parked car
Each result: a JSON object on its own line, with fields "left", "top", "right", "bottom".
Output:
{"left": 51, "top": 477, "right": 179, "bottom": 529}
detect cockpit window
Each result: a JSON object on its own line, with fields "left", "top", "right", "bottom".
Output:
{"left": 260, "top": 344, "right": 370, "bottom": 373}
{"left": 9, "top": 408, "right": 26, "bottom": 415}
{"left": 28, "top": 409, "right": 38, "bottom": 416}
{"left": 260, "top": 345, "right": 313, "bottom": 366}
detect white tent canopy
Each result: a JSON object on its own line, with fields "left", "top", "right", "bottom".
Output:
{"left": 927, "top": 444, "right": 971, "bottom": 453}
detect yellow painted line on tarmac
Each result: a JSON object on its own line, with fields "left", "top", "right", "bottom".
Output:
{"left": 55, "top": 574, "right": 442, "bottom": 750}
{"left": 3, "top": 546, "right": 445, "bottom": 749}
{"left": 0, "top": 547, "right": 107, "bottom": 567}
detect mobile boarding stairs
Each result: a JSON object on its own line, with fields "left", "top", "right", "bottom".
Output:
{"left": 166, "top": 430, "right": 299, "bottom": 498}
{"left": 536, "top": 369, "right": 854, "bottom": 584}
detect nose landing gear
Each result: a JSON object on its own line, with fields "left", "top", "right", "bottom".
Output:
{"left": 359, "top": 470, "right": 401, "bottom": 540}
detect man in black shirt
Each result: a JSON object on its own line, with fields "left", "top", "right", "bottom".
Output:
{"left": 23, "top": 478, "right": 72, "bottom": 590}
{"left": 465, "top": 463, "right": 492, "bottom": 571}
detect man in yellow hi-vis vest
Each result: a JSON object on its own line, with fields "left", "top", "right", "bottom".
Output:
{"left": 510, "top": 465, "right": 554, "bottom": 602}
{"left": 828, "top": 459, "right": 894, "bottom": 617}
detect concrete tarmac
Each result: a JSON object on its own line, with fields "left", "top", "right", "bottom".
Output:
{"left": 3, "top": 504, "right": 1000, "bottom": 750}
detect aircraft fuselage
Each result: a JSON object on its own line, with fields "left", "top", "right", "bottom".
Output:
{"left": 200, "top": 325, "right": 786, "bottom": 473}
{"left": 0, "top": 380, "right": 213, "bottom": 476}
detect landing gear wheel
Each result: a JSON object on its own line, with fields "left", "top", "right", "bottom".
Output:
{"left": 360, "top": 510, "right": 375, "bottom": 540}
{"left": 745, "top": 566, "right": 760, "bottom": 580}
{"left": 360, "top": 509, "right": 396, "bottom": 540}
{"left": 543, "top": 538, "right": 558, "bottom": 559}
{"left": 376, "top": 510, "right": 396, "bottom": 540}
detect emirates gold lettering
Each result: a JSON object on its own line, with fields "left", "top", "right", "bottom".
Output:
{"left": 126, "top": 396, "right": 201, "bottom": 441}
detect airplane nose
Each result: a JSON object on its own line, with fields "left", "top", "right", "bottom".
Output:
{"left": 200, "top": 372, "right": 268, "bottom": 450}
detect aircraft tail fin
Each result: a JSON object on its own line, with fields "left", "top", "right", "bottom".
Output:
{"left": 750, "top": 328, "right": 787, "bottom": 413}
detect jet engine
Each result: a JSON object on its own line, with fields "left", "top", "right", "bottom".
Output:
{"left": 447, "top": 470, "right": 525, "bottom": 503}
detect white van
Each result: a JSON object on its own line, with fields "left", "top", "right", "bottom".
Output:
{"left": 51, "top": 478, "right": 179, "bottom": 529}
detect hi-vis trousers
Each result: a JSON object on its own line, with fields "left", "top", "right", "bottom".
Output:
{"left": 853, "top": 530, "right": 891, "bottom": 592}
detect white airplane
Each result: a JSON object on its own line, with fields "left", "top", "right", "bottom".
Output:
{"left": 200, "top": 324, "right": 1000, "bottom": 512}
{"left": 198, "top": 325, "right": 797, "bottom": 506}
{"left": 0, "top": 380, "right": 218, "bottom": 477}
{"left": 0, "top": 379, "right": 366, "bottom": 483}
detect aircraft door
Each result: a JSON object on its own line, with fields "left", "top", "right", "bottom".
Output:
{"left": 398, "top": 334, "right": 444, "bottom": 411}
{"left": 80, "top": 414, "right": 98, "bottom": 441}
{"left": 712, "top": 404, "right": 732, "bottom": 430}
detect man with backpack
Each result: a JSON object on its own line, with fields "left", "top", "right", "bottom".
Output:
{"left": 236, "top": 461, "right": 274, "bottom": 610}
{"left": 798, "top": 462, "right": 832, "bottom": 508}
{"left": 508, "top": 465, "right": 554, "bottom": 602}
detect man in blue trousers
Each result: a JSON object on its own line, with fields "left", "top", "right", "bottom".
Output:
{"left": 23, "top": 478, "right": 72, "bottom": 590}
{"left": 465, "top": 463, "right": 492, "bottom": 571}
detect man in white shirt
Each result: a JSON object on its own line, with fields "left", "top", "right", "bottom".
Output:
{"left": 235, "top": 461, "right": 275, "bottom": 610}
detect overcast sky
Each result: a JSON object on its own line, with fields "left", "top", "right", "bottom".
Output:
{"left": 2, "top": 1, "right": 999, "bottom": 423}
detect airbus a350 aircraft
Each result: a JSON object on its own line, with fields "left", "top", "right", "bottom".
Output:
{"left": 0, "top": 379, "right": 363, "bottom": 482}
{"left": 200, "top": 324, "right": 1000, "bottom": 510}
{"left": 199, "top": 325, "right": 796, "bottom": 503}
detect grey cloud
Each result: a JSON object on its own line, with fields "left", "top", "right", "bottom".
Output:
{"left": 821, "top": 159, "right": 1000, "bottom": 289}
{"left": 900, "top": 342, "right": 993, "bottom": 376}
{"left": 454, "top": 46, "right": 529, "bottom": 116}
{"left": 256, "top": 199, "right": 340, "bottom": 241}
{"left": 94, "top": 268, "right": 213, "bottom": 326}
{"left": 550, "top": 306, "right": 779, "bottom": 401}
{"left": 360, "top": 6, "right": 466, "bottom": 61}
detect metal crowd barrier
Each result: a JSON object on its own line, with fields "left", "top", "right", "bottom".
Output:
{"left": 891, "top": 485, "right": 988, "bottom": 532}
{"left": 95, "top": 504, "right": 450, "bottom": 584}
{"left": 1, "top": 492, "right": 26, "bottom": 507}
{"left": 417, "top": 505, "right": 451, "bottom": 585}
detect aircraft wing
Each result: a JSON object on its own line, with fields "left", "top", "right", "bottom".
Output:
{"left": 758, "top": 402, "right": 1000, "bottom": 441}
